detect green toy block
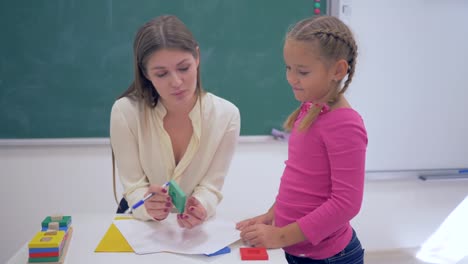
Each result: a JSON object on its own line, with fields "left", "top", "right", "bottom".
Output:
{"left": 28, "top": 256, "right": 60, "bottom": 262}
{"left": 41, "top": 216, "right": 72, "bottom": 228}
{"left": 168, "top": 180, "right": 186, "bottom": 213}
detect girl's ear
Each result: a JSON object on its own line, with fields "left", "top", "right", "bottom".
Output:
{"left": 331, "top": 59, "right": 349, "bottom": 81}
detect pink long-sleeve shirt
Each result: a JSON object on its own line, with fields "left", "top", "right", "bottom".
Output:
{"left": 275, "top": 103, "right": 367, "bottom": 259}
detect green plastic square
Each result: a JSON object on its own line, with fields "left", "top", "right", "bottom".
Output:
{"left": 29, "top": 256, "right": 60, "bottom": 262}
{"left": 168, "top": 180, "right": 186, "bottom": 213}
{"left": 41, "top": 216, "right": 72, "bottom": 228}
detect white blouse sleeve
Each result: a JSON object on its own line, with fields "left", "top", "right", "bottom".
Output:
{"left": 192, "top": 107, "right": 241, "bottom": 218}
{"left": 110, "top": 100, "right": 153, "bottom": 221}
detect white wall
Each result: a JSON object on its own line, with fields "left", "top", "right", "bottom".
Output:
{"left": 1, "top": 141, "right": 468, "bottom": 263}
{"left": 347, "top": 0, "right": 468, "bottom": 171}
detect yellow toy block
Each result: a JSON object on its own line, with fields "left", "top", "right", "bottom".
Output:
{"left": 29, "top": 230, "right": 65, "bottom": 248}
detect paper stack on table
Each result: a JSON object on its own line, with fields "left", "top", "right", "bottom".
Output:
{"left": 113, "top": 213, "right": 240, "bottom": 255}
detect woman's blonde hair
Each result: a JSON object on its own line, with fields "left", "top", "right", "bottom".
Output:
{"left": 283, "top": 16, "right": 358, "bottom": 131}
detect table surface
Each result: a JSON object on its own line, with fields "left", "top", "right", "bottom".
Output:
{"left": 7, "top": 214, "right": 468, "bottom": 264}
{"left": 7, "top": 214, "right": 288, "bottom": 264}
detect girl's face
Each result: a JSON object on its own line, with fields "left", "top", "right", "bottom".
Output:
{"left": 145, "top": 48, "right": 199, "bottom": 108}
{"left": 283, "top": 39, "right": 335, "bottom": 103}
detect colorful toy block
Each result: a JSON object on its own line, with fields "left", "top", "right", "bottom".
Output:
{"left": 240, "top": 247, "right": 269, "bottom": 260}
{"left": 50, "top": 215, "right": 63, "bottom": 221}
{"left": 29, "top": 215, "right": 73, "bottom": 263}
{"left": 168, "top": 180, "right": 187, "bottom": 213}
{"left": 29, "top": 230, "right": 66, "bottom": 248}
{"left": 41, "top": 226, "right": 69, "bottom": 232}
{"left": 41, "top": 216, "right": 71, "bottom": 228}
{"left": 48, "top": 222, "right": 59, "bottom": 231}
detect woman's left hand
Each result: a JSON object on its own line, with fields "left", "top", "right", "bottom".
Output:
{"left": 240, "top": 224, "right": 283, "bottom": 249}
{"left": 177, "top": 196, "right": 207, "bottom": 229}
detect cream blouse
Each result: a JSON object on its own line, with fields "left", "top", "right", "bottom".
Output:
{"left": 110, "top": 92, "right": 240, "bottom": 220}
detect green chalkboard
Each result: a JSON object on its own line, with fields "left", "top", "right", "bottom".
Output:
{"left": 0, "top": 0, "right": 328, "bottom": 138}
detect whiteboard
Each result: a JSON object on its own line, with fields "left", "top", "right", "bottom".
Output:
{"left": 347, "top": 0, "right": 468, "bottom": 171}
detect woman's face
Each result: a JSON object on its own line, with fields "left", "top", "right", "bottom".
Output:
{"left": 145, "top": 48, "right": 199, "bottom": 108}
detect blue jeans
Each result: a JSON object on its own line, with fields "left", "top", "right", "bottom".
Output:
{"left": 285, "top": 230, "right": 364, "bottom": 264}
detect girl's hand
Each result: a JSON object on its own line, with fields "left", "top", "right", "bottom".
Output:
{"left": 240, "top": 224, "right": 283, "bottom": 249}
{"left": 236, "top": 212, "right": 274, "bottom": 232}
{"left": 144, "top": 185, "right": 172, "bottom": 221}
{"left": 177, "top": 196, "right": 207, "bottom": 229}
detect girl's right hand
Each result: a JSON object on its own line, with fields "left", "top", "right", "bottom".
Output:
{"left": 236, "top": 211, "right": 274, "bottom": 232}
{"left": 144, "top": 184, "right": 172, "bottom": 221}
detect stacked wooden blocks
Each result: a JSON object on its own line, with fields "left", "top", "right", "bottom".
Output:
{"left": 28, "top": 215, "right": 73, "bottom": 263}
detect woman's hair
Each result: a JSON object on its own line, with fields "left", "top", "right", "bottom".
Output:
{"left": 283, "top": 16, "right": 358, "bottom": 131}
{"left": 113, "top": 15, "right": 204, "bottom": 207}
{"left": 119, "top": 15, "right": 204, "bottom": 106}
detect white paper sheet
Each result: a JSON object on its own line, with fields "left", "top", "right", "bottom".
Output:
{"left": 113, "top": 213, "right": 240, "bottom": 255}
{"left": 416, "top": 196, "right": 468, "bottom": 264}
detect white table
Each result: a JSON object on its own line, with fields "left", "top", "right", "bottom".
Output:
{"left": 6, "top": 214, "right": 286, "bottom": 264}
{"left": 8, "top": 214, "right": 468, "bottom": 264}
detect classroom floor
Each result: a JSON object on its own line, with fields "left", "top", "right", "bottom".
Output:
{"left": 365, "top": 248, "right": 468, "bottom": 264}
{"left": 365, "top": 249, "right": 425, "bottom": 264}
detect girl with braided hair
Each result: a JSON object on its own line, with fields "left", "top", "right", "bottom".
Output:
{"left": 237, "top": 16, "right": 367, "bottom": 264}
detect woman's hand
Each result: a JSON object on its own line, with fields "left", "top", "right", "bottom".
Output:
{"left": 144, "top": 184, "right": 172, "bottom": 221}
{"left": 177, "top": 196, "right": 207, "bottom": 229}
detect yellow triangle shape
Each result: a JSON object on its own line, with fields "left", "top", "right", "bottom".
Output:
{"left": 95, "top": 223, "right": 134, "bottom": 252}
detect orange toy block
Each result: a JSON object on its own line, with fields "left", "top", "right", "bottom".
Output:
{"left": 240, "top": 247, "right": 269, "bottom": 260}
